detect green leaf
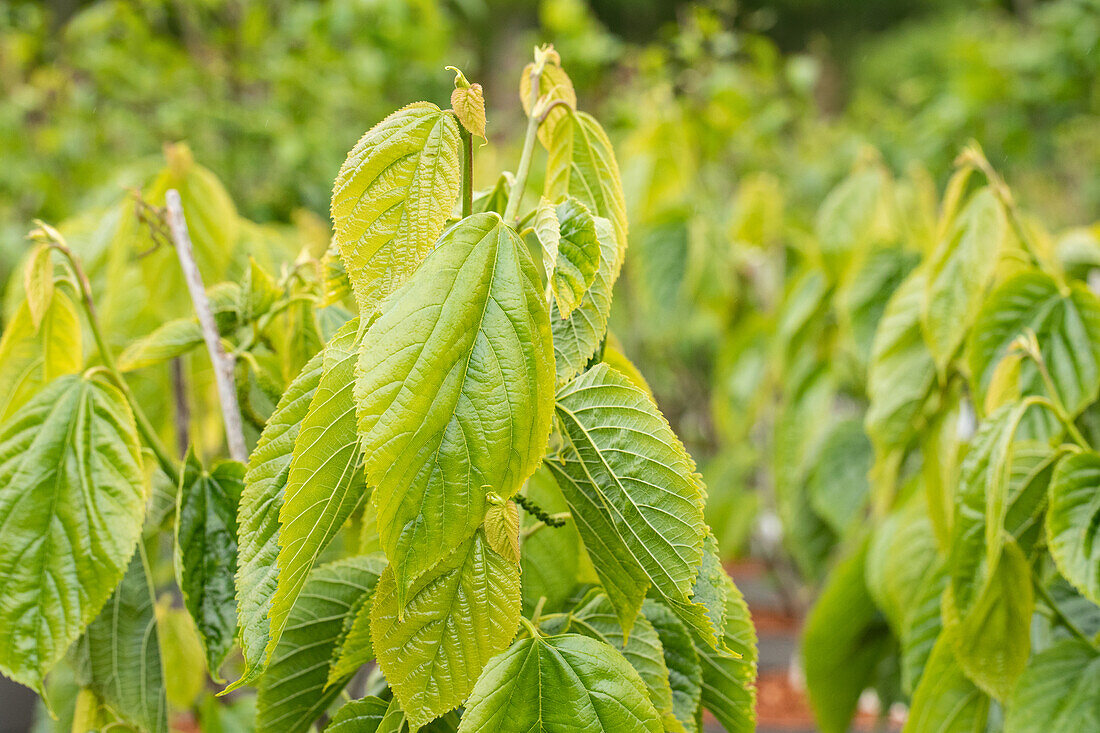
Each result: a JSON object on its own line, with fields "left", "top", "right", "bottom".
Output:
{"left": 233, "top": 349, "right": 325, "bottom": 689}
{"left": 175, "top": 451, "right": 245, "bottom": 677}
{"left": 948, "top": 406, "right": 1049, "bottom": 617}
{"left": 534, "top": 196, "right": 560, "bottom": 285}
{"left": 472, "top": 172, "right": 513, "bottom": 216}
{"left": 521, "top": 58, "right": 576, "bottom": 148}
{"left": 969, "top": 270, "right": 1100, "bottom": 427}
{"left": 865, "top": 268, "right": 937, "bottom": 459}
{"left": 74, "top": 547, "right": 167, "bottom": 733}
{"left": 814, "top": 167, "right": 891, "bottom": 276}
{"left": 331, "top": 102, "right": 462, "bottom": 314}
{"left": 267, "top": 318, "right": 369, "bottom": 661}
{"left": 663, "top": 533, "right": 729, "bottom": 650}
{"left": 550, "top": 197, "right": 602, "bottom": 319}
{"left": 568, "top": 592, "right": 682, "bottom": 732}
{"left": 520, "top": 464, "right": 581, "bottom": 615}
{"left": 544, "top": 110, "right": 628, "bottom": 261}
{"left": 642, "top": 600, "right": 703, "bottom": 733}
{"left": 806, "top": 419, "right": 872, "bottom": 534}
{"left": 1046, "top": 451, "right": 1100, "bottom": 605}
{"left": 692, "top": 574, "right": 758, "bottom": 733}
{"left": 325, "top": 589, "right": 374, "bottom": 689}
{"left": 922, "top": 188, "right": 1007, "bottom": 372}
{"left": 355, "top": 212, "right": 554, "bottom": 605}
{"left": 118, "top": 318, "right": 204, "bottom": 372}
{"left": 547, "top": 363, "right": 706, "bottom": 636}
{"left": 0, "top": 374, "right": 146, "bottom": 695}
{"left": 903, "top": 631, "right": 990, "bottom": 733}
{"left": 865, "top": 492, "right": 945, "bottom": 694}
{"left": 802, "top": 540, "right": 892, "bottom": 733}
{"left": 457, "top": 633, "right": 662, "bottom": 733}
{"left": 838, "top": 246, "right": 920, "bottom": 368}
{"left": 944, "top": 539, "right": 1034, "bottom": 701}
{"left": 370, "top": 531, "right": 520, "bottom": 728}
{"left": 24, "top": 243, "right": 54, "bottom": 329}
{"left": 155, "top": 605, "right": 206, "bottom": 710}
{"left": 551, "top": 215, "right": 619, "bottom": 383}
{"left": 324, "top": 696, "right": 390, "bottom": 733}
{"left": 482, "top": 496, "right": 520, "bottom": 564}
{"left": 0, "top": 291, "right": 83, "bottom": 422}
{"left": 1004, "top": 640, "right": 1100, "bottom": 732}
{"left": 256, "top": 555, "right": 386, "bottom": 733}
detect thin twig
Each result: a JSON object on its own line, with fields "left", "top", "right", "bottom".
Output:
{"left": 171, "top": 358, "right": 190, "bottom": 458}
{"left": 164, "top": 189, "right": 248, "bottom": 462}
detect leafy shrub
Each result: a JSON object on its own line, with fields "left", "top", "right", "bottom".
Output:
{"left": 0, "top": 48, "right": 757, "bottom": 732}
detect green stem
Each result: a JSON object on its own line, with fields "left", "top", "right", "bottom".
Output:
{"left": 518, "top": 615, "right": 543, "bottom": 639}
{"left": 49, "top": 243, "right": 181, "bottom": 485}
{"left": 460, "top": 126, "right": 473, "bottom": 218}
{"left": 503, "top": 65, "right": 543, "bottom": 223}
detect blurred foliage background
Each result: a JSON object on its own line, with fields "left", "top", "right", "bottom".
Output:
{"left": 1, "top": 0, "right": 1098, "bottom": 572}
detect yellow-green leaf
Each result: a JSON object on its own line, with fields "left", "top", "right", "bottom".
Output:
{"left": 0, "top": 290, "right": 83, "bottom": 422}
{"left": 370, "top": 532, "right": 521, "bottom": 728}
{"left": 23, "top": 243, "right": 54, "bottom": 329}
{"left": 355, "top": 212, "right": 554, "bottom": 605}
{"left": 331, "top": 102, "right": 462, "bottom": 315}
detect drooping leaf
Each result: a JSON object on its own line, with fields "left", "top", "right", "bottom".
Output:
{"left": 547, "top": 363, "right": 706, "bottom": 636}
{"left": 865, "top": 268, "right": 937, "bottom": 460}
{"left": 232, "top": 350, "right": 325, "bottom": 689}
{"left": 1004, "top": 640, "right": 1100, "bottom": 732}
{"left": 922, "top": 188, "right": 1007, "bottom": 371}
{"left": 802, "top": 540, "right": 892, "bottom": 733}
{"left": 948, "top": 406, "right": 1048, "bottom": 617}
{"left": 457, "top": 633, "right": 662, "bottom": 733}
{"left": 0, "top": 374, "right": 146, "bottom": 695}
{"left": 324, "top": 696, "right": 390, "bottom": 733}
{"left": 267, "top": 318, "right": 368, "bottom": 661}
{"left": 806, "top": 418, "right": 872, "bottom": 534}
{"left": 544, "top": 110, "right": 628, "bottom": 260}
{"left": 865, "top": 492, "right": 946, "bottom": 694}
{"left": 814, "top": 166, "right": 891, "bottom": 277}
{"left": 692, "top": 575, "right": 758, "bottom": 733}
{"left": 838, "top": 246, "right": 920, "bottom": 368}
{"left": 355, "top": 212, "right": 554, "bottom": 605}
{"left": 551, "top": 215, "right": 618, "bottom": 382}
{"left": 969, "top": 270, "right": 1100, "bottom": 430}
{"left": 23, "top": 243, "right": 54, "bottom": 329}
{"left": 550, "top": 197, "right": 602, "bottom": 319}
{"left": 482, "top": 497, "right": 520, "bottom": 564}
{"left": 450, "top": 82, "right": 486, "bottom": 139}
{"left": 326, "top": 589, "right": 375, "bottom": 689}
{"left": 256, "top": 555, "right": 386, "bottom": 733}
{"left": 568, "top": 592, "right": 682, "bottom": 732}
{"left": 370, "top": 531, "right": 519, "bottom": 727}
{"left": 155, "top": 604, "right": 206, "bottom": 710}
{"left": 331, "top": 102, "right": 462, "bottom": 314}
{"left": 175, "top": 451, "right": 245, "bottom": 677}
{"left": 0, "top": 291, "right": 83, "bottom": 421}
{"left": 642, "top": 600, "right": 703, "bottom": 733}
{"left": 943, "top": 540, "right": 1034, "bottom": 701}
{"left": 74, "top": 547, "right": 167, "bottom": 733}
{"left": 903, "top": 631, "right": 990, "bottom": 733}
{"left": 118, "top": 318, "right": 204, "bottom": 372}
{"left": 1046, "top": 451, "right": 1100, "bottom": 605}
{"left": 534, "top": 196, "right": 560, "bottom": 285}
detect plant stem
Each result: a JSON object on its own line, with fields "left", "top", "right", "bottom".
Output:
{"left": 503, "top": 64, "right": 543, "bottom": 223}
{"left": 460, "top": 126, "right": 473, "bottom": 218}
{"left": 1029, "top": 346, "right": 1090, "bottom": 448}
{"left": 517, "top": 615, "right": 542, "bottom": 639}
{"left": 46, "top": 242, "right": 180, "bottom": 485}
{"left": 165, "top": 189, "right": 249, "bottom": 463}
